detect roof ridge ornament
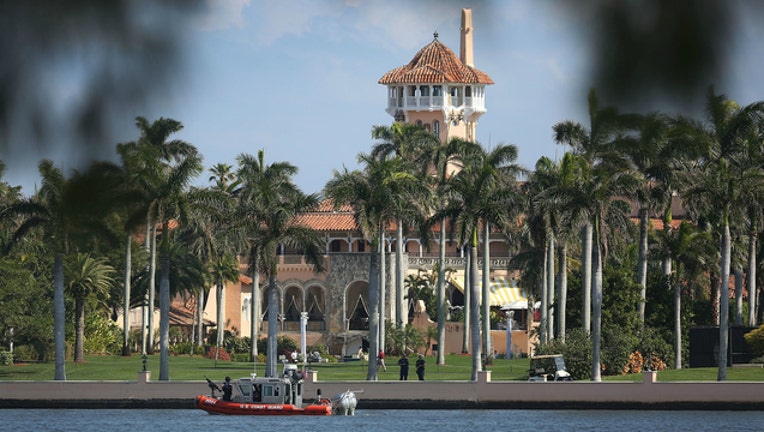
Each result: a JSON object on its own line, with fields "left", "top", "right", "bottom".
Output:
{"left": 433, "top": 31, "right": 438, "bottom": 40}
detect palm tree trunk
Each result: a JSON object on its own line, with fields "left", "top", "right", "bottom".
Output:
{"left": 367, "top": 235, "right": 381, "bottom": 381}
{"left": 591, "top": 224, "right": 603, "bottom": 382}
{"left": 216, "top": 282, "right": 225, "bottom": 349}
{"left": 122, "top": 233, "right": 132, "bottom": 356}
{"left": 395, "top": 221, "right": 405, "bottom": 329}
{"left": 637, "top": 209, "right": 648, "bottom": 327}
{"left": 54, "top": 251, "right": 66, "bottom": 380}
{"left": 436, "top": 220, "right": 447, "bottom": 365}
{"left": 734, "top": 267, "right": 743, "bottom": 326}
{"left": 197, "top": 287, "right": 204, "bottom": 349}
{"left": 462, "top": 248, "right": 470, "bottom": 354}
{"left": 266, "top": 273, "right": 279, "bottom": 378}
{"left": 379, "top": 228, "right": 386, "bottom": 352}
{"left": 540, "top": 242, "right": 548, "bottom": 343}
{"left": 748, "top": 232, "right": 757, "bottom": 326}
{"left": 547, "top": 237, "right": 555, "bottom": 340}
{"left": 159, "top": 223, "right": 171, "bottom": 381}
{"left": 250, "top": 261, "right": 261, "bottom": 361}
{"left": 469, "top": 235, "right": 482, "bottom": 381}
{"left": 75, "top": 297, "right": 85, "bottom": 362}
{"left": 718, "top": 223, "right": 731, "bottom": 381}
{"left": 141, "top": 218, "right": 150, "bottom": 355}
{"left": 557, "top": 241, "right": 567, "bottom": 343}
{"left": 674, "top": 272, "right": 682, "bottom": 369}
{"left": 481, "top": 222, "right": 491, "bottom": 361}
{"left": 581, "top": 223, "right": 592, "bottom": 334}
{"left": 147, "top": 225, "right": 157, "bottom": 355}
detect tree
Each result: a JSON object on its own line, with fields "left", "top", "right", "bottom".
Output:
{"left": 681, "top": 87, "right": 764, "bottom": 380}
{"left": 237, "top": 152, "right": 325, "bottom": 378}
{"left": 553, "top": 89, "right": 637, "bottom": 380}
{"left": 370, "top": 123, "right": 439, "bottom": 331}
{"left": 65, "top": 253, "right": 116, "bottom": 362}
{"left": 6, "top": 160, "right": 123, "bottom": 379}
{"left": 235, "top": 150, "right": 303, "bottom": 362}
{"left": 324, "top": 152, "right": 421, "bottom": 380}
{"left": 434, "top": 140, "right": 524, "bottom": 380}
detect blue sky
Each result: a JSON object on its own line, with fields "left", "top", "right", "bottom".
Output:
{"left": 5, "top": 0, "right": 764, "bottom": 196}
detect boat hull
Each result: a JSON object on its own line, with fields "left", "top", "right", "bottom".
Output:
{"left": 195, "top": 395, "right": 331, "bottom": 416}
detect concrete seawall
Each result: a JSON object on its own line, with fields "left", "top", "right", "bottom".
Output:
{"left": 2, "top": 370, "right": 763, "bottom": 410}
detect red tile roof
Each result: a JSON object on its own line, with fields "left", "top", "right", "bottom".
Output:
{"left": 294, "top": 198, "right": 359, "bottom": 232}
{"left": 379, "top": 38, "right": 494, "bottom": 85}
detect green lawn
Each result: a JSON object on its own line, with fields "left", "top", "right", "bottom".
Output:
{"left": 1, "top": 354, "right": 763, "bottom": 382}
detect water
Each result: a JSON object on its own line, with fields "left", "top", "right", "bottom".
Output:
{"left": 4, "top": 409, "right": 764, "bottom": 432}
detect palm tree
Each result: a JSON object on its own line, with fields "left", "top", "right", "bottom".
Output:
{"left": 6, "top": 160, "right": 123, "bottom": 379}
{"left": 553, "top": 89, "right": 637, "bottom": 380}
{"left": 434, "top": 140, "right": 524, "bottom": 380}
{"left": 125, "top": 116, "right": 197, "bottom": 356}
{"left": 65, "top": 252, "right": 116, "bottom": 362}
{"left": 208, "top": 163, "right": 240, "bottom": 193}
{"left": 370, "top": 123, "right": 439, "bottom": 331}
{"left": 654, "top": 221, "right": 714, "bottom": 368}
{"left": 236, "top": 150, "right": 303, "bottom": 362}
{"left": 324, "top": 152, "right": 421, "bottom": 380}
{"left": 681, "top": 87, "right": 764, "bottom": 380}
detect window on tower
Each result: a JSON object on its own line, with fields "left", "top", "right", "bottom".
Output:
{"left": 433, "top": 120, "right": 440, "bottom": 136}
{"left": 419, "top": 85, "right": 430, "bottom": 96}
{"left": 433, "top": 86, "right": 442, "bottom": 96}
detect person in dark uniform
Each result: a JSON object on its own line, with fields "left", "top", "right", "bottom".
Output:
{"left": 397, "top": 354, "right": 409, "bottom": 380}
{"left": 222, "top": 376, "right": 233, "bottom": 401}
{"left": 415, "top": 355, "right": 425, "bottom": 381}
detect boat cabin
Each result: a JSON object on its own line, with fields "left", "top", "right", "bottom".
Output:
{"left": 231, "top": 364, "right": 306, "bottom": 406}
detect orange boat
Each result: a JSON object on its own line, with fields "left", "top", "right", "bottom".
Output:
{"left": 195, "top": 394, "right": 331, "bottom": 416}
{"left": 195, "top": 364, "right": 333, "bottom": 416}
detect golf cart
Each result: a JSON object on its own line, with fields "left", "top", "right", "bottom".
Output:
{"left": 528, "top": 354, "right": 572, "bottom": 382}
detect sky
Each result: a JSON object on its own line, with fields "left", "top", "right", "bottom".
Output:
{"left": 5, "top": 0, "right": 764, "bottom": 196}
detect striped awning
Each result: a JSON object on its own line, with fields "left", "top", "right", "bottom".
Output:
{"left": 449, "top": 276, "right": 529, "bottom": 308}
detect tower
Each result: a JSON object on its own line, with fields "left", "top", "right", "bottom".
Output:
{"left": 378, "top": 8, "right": 493, "bottom": 143}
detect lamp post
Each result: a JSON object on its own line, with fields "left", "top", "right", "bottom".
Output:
{"left": 300, "top": 312, "right": 308, "bottom": 363}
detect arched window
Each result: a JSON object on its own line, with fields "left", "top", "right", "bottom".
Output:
{"left": 416, "top": 120, "right": 423, "bottom": 127}
{"left": 419, "top": 85, "right": 430, "bottom": 96}
{"left": 433, "top": 120, "right": 440, "bottom": 136}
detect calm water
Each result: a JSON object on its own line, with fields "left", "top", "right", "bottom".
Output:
{"left": 4, "top": 409, "right": 764, "bottom": 432}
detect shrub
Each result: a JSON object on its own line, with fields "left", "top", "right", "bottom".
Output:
{"left": 205, "top": 347, "right": 231, "bottom": 361}
{"left": 83, "top": 314, "right": 122, "bottom": 355}
{"left": 744, "top": 325, "right": 764, "bottom": 357}
{"left": 601, "top": 324, "right": 637, "bottom": 376}
{"left": 12, "top": 345, "right": 40, "bottom": 363}
{"left": 0, "top": 350, "right": 12, "bottom": 366}
{"left": 169, "top": 342, "right": 205, "bottom": 356}
{"left": 534, "top": 327, "right": 592, "bottom": 380}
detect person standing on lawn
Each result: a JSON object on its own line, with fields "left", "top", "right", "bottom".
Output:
{"left": 397, "top": 354, "right": 409, "bottom": 380}
{"left": 415, "top": 354, "right": 425, "bottom": 380}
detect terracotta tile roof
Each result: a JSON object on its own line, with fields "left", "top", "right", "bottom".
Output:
{"left": 294, "top": 198, "right": 359, "bottom": 232}
{"left": 379, "top": 38, "right": 494, "bottom": 85}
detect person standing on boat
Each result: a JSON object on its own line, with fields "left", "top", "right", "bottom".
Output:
{"left": 377, "top": 350, "right": 387, "bottom": 372}
{"left": 397, "top": 354, "right": 409, "bottom": 380}
{"left": 222, "top": 376, "right": 232, "bottom": 401}
{"left": 415, "top": 355, "right": 425, "bottom": 381}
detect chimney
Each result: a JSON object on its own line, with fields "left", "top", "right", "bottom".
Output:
{"left": 460, "top": 8, "right": 474, "bottom": 67}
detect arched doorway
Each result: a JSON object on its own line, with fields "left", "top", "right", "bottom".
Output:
{"left": 345, "top": 281, "right": 369, "bottom": 331}
{"left": 306, "top": 284, "right": 326, "bottom": 331}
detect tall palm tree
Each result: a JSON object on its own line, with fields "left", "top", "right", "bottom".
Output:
{"left": 125, "top": 116, "right": 197, "bottom": 356}
{"left": 6, "top": 160, "right": 123, "bottom": 379}
{"left": 370, "top": 123, "right": 439, "bottom": 330}
{"left": 553, "top": 89, "right": 637, "bottom": 380}
{"left": 653, "top": 221, "right": 714, "bottom": 368}
{"left": 236, "top": 150, "right": 302, "bottom": 362}
{"left": 325, "top": 152, "right": 421, "bottom": 380}
{"left": 681, "top": 87, "right": 764, "bottom": 380}
{"left": 65, "top": 252, "right": 116, "bottom": 362}
{"left": 434, "top": 140, "right": 524, "bottom": 380}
